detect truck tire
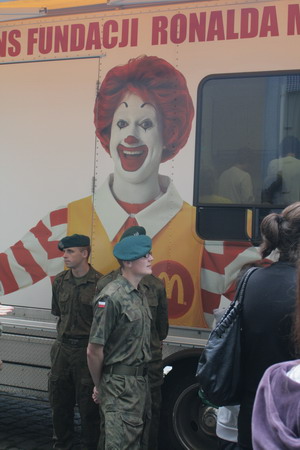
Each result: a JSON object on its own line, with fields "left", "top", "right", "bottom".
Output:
{"left": 159, "top": 368, "right": 218, "bottom": 450}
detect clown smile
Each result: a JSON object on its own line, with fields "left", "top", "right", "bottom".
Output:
{"left": 117, "top": 144, "right": 148, "bottom": 172}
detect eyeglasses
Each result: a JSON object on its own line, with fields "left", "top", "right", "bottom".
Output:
{"left": 142, "top": 252, "right": 152, "bottom": 259}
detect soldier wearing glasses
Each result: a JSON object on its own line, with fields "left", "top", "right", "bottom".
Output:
{"left": 87, "top": 231, "right": 154, "bottom": 449}
{"left": 94, "top": 226, "right": 168, "bottom": 449}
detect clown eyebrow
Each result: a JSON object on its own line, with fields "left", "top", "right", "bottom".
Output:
{"left": 119, "top": 100, "right": 157, "bottom": 111}
{"left": 141, "top": 102, "right": 155, "bottom": 109}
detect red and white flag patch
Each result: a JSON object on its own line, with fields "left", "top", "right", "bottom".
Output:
{"left": 98, "top": 300, "right": 106, "bottom": 308}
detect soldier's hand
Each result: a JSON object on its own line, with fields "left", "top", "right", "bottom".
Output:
{"left": 0, "top": 305, "right": 14, "bottom": 316}
{"left": 92, "top": 386, "right": 100, "bottom": 404}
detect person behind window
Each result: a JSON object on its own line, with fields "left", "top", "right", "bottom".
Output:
{"left": 264, "top": 136, "right": 300, "bottom": 205}
{"left": 218, "top": 148, "right": 254, "bottom": 204}
{"left": 251, "top": 261, "right": 300, "bottom": 449}
{"left": 199, "top": 165, "right": 231, "bottom": 204}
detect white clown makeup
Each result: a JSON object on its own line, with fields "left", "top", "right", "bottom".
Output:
{"left": 110, "top": 92, "right": 164, "bottom": 185}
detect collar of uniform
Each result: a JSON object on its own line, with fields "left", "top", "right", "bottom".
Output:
{"left": 115, "top": 274, "right": 136, "bottom": 293}
{"left": 139, "top": 274, "right": 153, "bottom": 290}
{"left": 116, "top": 273, "right": 146, "bottom": 295}
{"left": 93, "top": 174, "right": 183, "bottom": 241}
{"left": 64, "top": 265, "right": 97, "bottom": 284}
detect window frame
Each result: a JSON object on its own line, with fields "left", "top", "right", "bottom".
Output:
{"left": 193, "top": 69, "right": 300, "bottom": 242}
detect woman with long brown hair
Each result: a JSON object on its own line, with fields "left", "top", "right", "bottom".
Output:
{"left": 238, "top": 202, "right": 300, "bottom": 448}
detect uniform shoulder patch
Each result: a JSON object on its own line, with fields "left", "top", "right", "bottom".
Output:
{"left": 97, "top": 297, "right": 107, "bottom": 308}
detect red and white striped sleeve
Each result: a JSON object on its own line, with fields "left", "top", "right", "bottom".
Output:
{"left": 0, "top": 207, "right": 68, "bottom": 296}
{"left": 201, "top": 240, "right": 261, "bottom": 325}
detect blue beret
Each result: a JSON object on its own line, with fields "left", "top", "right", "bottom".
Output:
{"left": 113, "top": 235, "right": 152, "bottom": 261}
{"left": 58, "top": 234, "right": 90, "bottom": 251}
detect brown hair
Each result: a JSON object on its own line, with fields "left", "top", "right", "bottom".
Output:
{"left": 79, "top": 246, "right": 91, "bottom": 259}
{"left": 260, "top": 202, "right": 300, "bottom": 263}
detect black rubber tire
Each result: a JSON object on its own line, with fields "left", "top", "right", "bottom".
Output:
{"left": 159, "top": 368, "right": 218, "bottom": 450}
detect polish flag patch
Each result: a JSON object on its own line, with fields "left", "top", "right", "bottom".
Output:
{"left": 98, "top": 300, "right": 106, "bottom": 308}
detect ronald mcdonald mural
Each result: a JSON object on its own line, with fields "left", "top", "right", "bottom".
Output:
{"left": 0, "top": 55, "right": 258, "bottom": 328}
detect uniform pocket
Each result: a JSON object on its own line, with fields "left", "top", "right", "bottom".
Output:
{"left": 58, "top": 293, "right": 69, "bottom": 315}
{"left": 50, "top": 341, "right": 60, "bottom": 364}
{"left": 124, "top": 307, "right": 143, "bottom": 339}
{"left": 103, "top": 412, "right": 144, "bottom": 449}
{"left": 103, "top": 374, "right": 127, "bottom": 402}
{"left": 125, "top": 308, "right": 142, "bottom": 322}
{"left": 121, "top": 413, "right": 144, "bottom": 447}
{"left": 121, "top": 413, "right": 143, "bottom": 427}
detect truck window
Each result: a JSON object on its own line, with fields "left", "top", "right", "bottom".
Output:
{"left": 194, "top": 73, "right": 300, "bottom": 241}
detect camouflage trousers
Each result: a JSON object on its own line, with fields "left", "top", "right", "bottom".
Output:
{"left": 148, "top": 385, "right": 162, "bottom": 450}
{"left": 48, "top": 341, "right": 100, "bottom": 450}
{"left": 98, "top": 373, "right": 151, "bottom": 450}
{"left": 148, "top": 358, "right": 163, "bottom": 450}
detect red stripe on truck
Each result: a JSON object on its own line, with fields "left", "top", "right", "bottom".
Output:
{"left": 0, "top": 253, "right": 19, "bottom": 294}
{"left": 30, "top": 220, "right": 62, "bottom": 259}
{"left": 11, "top": 240, "right": 47, "bottom": 283}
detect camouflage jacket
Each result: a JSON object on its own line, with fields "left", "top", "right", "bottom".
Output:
{"left": 52, "top": 265, "right": 102, "bottom": 338}
{"left": 89, "top": 275, "right": 152, "bottom": 367}
{"left": 95, "top": 269, "right": 169, "bottom": 360}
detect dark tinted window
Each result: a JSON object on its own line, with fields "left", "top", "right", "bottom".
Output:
{"left": 195, "top": 74, "right": 300, "bottom": 207}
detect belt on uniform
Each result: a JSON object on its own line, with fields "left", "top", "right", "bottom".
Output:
{"left": 103, "top": 363, "right": 148, "bottom": 377}
{"left": 60, "top": 336, "right": 89, "bottom": 347}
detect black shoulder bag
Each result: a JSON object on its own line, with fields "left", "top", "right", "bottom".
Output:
{"left": 195, "top": 267, "right": 258, "bottom": 407}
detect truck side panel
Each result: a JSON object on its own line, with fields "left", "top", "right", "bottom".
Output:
{"left": 0, "top": 1, "right": 299, "bottom": 448}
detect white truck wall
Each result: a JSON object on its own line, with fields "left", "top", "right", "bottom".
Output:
{"left": 0, "top": 58, "right": 100, "bottom": 307}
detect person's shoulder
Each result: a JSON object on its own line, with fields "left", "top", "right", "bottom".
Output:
{"left": 142, "top": 274, "right": 164, "bottom": 289}
{"left": 89, "top": 265, "right": 103, "bottom": 279}
{"left": 96, "top": 270, "right": 119, "bottom": 292}
{"left": 246, "top": 263, "right": 296, "bottom": 297}
{"left": 100, "top": 277, "right": 124, "bottom": 299}
{"left": 219, "top": 167, "right": 231, "bottom": 179}
{"left": 53, "top": 270, "right": 69, "bottom": 283}
{"left": 267, "top": 261, "right": 296, "bottom": 274}
{"left": 268, "top": 158, "right": 278, "bottom": 167}
{"left": 52, "top": 270, "right": 69, "bottom": 293}
{"left": 262, "top": 360, "right": 297, "bottom": 381}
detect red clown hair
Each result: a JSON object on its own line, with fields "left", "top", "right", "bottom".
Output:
{"left": 94, "top": 55, "right": 194, "bottom": 163}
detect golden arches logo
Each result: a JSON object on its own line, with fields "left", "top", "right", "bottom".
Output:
{"left": 152, "top": 260, "right": 194, "bottom": 319}
{"left": 159, "top": 272, "right": 185, "bottom": 305}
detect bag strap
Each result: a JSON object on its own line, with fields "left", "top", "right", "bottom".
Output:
{"left": 234, "top": 266, "right": 259, "bottom": 306}
{"left": 215, "top": 266, "right": 259, "bottom": 336}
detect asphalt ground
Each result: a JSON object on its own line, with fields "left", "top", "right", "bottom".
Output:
{"left": 0, "top": 394, "right": 81, "bottom": 450}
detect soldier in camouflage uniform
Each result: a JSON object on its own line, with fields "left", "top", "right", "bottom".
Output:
{"left": 95, "top": 226, "right": 168, "bottom": 450}
{"left": 87, "top": 233, "right": 153, "bottom": 450}
{"left": 49, "top": 234, "right": 102, "bottom": 450}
